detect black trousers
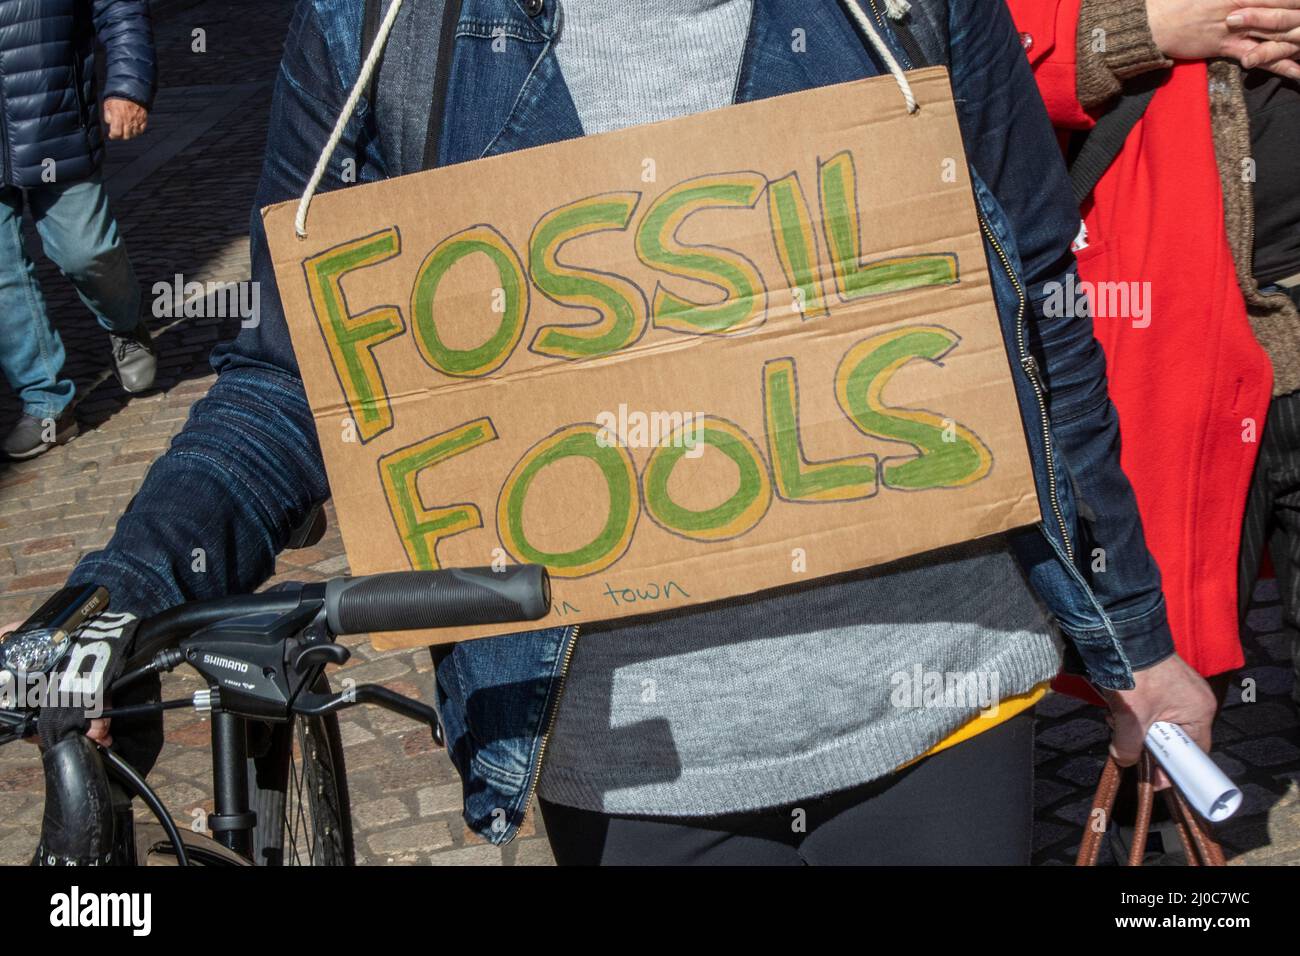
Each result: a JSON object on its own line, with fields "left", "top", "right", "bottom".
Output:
{"left": 539, "top": 710, "right": 1035, "bottom": 865}
{"left": 1239, "top": 352, "right": 1300, "bottom": 703}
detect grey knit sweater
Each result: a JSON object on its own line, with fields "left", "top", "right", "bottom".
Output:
{"left": 538, "top": 0, "right": 1064, "bottom": 817}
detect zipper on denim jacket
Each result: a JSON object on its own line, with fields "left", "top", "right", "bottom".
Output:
{"left": 978, "top": 213, "right": 1075, "bottom": 562}
{"left": 865, "top": 0, "right": 927, "bottom": 70}
{"left": 518, "top": 623, "right": 579, "bottom": 832}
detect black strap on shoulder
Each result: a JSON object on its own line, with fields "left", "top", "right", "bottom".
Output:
{"left": 361, "top": 0, "right": 460, "bottom": 170}
{"left": 1067, "top": 69, "right": 1169, "bottom": 206}
{"left": 362, "top": 0, "right": 384, "bottom": 107}
{"left": 423, "top": 0, "right": 463, "bottom": 169}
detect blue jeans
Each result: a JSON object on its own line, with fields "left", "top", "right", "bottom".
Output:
{"left": 0, "top": 176, "right": 141, "bottom": 419}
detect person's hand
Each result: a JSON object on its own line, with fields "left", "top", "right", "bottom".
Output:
{"left": 1227, "top": 3, "right": 1300, "bottom": 73}
{"left": 0, "top": 621, "right": 112, "bottom": 748}
{"left": 102, "top": 97, "right": 149, "bottom": 140}
{"left": 1145, "top": 0, "right": 1300, "bottom": 78}
{"left": 1099, "top": 653, "right": 1217, "bottom": 789}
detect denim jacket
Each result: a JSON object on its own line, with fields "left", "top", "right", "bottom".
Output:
{"left": 70, "top": 0, "right": 1176, "bottom": 845}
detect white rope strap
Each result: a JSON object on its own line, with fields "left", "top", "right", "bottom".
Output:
{"left": 840, "top": 0, "right": 919, "bottom": 114}
{"left": 294, "top": 0, "right": 916, "bottom": 237}
{"left": 294, "top": 0, "right": 405, "bottom": 238}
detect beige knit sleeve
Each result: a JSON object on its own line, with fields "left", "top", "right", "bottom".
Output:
{"left": 1076, "top": 0, "right": 1173, "bottom": 110}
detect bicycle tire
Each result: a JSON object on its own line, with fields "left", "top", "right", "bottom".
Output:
{"left": 246, "top": 676, "right": 354, "bottom": 866}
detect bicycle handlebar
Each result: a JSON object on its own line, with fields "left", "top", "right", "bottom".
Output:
{"left": 15, "top": 565, "right": 551, "bottom": 867}
{"left": 324, "top": 565, "right": 550, "bottom": 635}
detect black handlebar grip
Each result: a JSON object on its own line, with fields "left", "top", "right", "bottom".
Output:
{"left": 324, "top": 565, "right": 551, "bottom": 635}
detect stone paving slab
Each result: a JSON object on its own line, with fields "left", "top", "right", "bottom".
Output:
{"left": 0, "top": 0, "right": 1297, "bottom": 868}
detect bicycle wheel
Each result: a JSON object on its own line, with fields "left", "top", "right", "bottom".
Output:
{"left": 246, "top": 677, "right": 354, "bottom": 866}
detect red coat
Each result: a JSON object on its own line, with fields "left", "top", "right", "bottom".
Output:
{"left": 1006, "top": 0, "right": 1273, "bottom": 679}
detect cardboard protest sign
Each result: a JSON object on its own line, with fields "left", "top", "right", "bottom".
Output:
{"left": 262, "top": 67, "right": 1040, "bottom": 649}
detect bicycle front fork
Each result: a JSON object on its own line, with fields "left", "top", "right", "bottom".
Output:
{"left": 209, "top": 711, "right": 255, "bottom": 858}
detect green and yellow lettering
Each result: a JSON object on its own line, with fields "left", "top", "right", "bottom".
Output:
{"left": 767, "top": 173, "right": 829, "bottom": 320}
{"left": 410, "top": 224, "right": 528, "bottom": 378}
{"left": 834, "top": 326, "right": 993, "bottom": 490}
{"left": 635, "top": 172, "right": 769, "bottom": 334}
{"left": 643, "top": 416, "right": 772, "bottom": 540}
{"left": 529, "top": 192, "right": 649, "bottom": 359}
{"left": 497, "top": 424, "right": 638, "bottom": 578}
{"left": 818, "top": 151, "right": 958, "bottom": 300}
{"left": 764, "top": 358, "right": 877, "bottom": 502}
{"left": 302, "top": 228, "right": 404, "bottom": 443}
{"left": 378, "top": 418, "right": 498, "bottom": 570}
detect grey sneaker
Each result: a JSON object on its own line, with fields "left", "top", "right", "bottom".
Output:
{"left": 110, "top": 322, "right": 158, "bottom": 394}
{"left": 3, "top": 410, "right": 78, "bottom": 460}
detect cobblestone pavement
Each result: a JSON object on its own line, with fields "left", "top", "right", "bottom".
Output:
{"left": 1, "top": 0, "right": 1297, "bottom": 867}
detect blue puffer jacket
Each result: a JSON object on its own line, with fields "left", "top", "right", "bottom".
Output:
{"left": 0, "top": 0, "right": 156, "bottom": 187}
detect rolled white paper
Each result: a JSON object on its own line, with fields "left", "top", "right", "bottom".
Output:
{"left": 1144, "top": 720, "right": 1242, "bottom": 823}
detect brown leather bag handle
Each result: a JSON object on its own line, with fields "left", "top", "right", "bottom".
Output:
{"left": 1076, "top": 751, "right": 1226, "bottom": 866}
